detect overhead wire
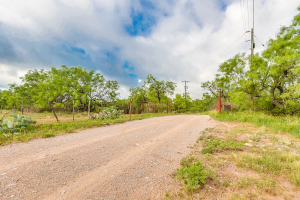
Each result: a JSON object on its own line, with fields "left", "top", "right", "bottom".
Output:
{"left": 246, "top": 0, "right": 251, "bottom": 40}
{"left": 254, "top": 35, "right": 265, "bottom": 47}
{"left": 202, "top": 32, "right": 247, "bottom": 69}
{"left": 240, "top": 0, "right": 247, "bottom": 40}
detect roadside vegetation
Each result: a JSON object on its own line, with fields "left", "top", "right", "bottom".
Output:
{"left": 210, "top": 111, "right": 300, "bottom": 138}
{"left": 167, "top": 120, "right": 300, "bottom": 199}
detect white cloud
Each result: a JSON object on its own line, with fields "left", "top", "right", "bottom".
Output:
{"left": 0, "top": 0, "right": 298, "bottom": 100}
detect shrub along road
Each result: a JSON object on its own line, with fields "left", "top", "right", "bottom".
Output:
{"left": 0, "top": 115, "right": 216, "bottom": 200}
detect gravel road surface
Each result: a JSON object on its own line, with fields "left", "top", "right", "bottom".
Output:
{"left": 0, "top": 115, "right": 216, "bottom": 200}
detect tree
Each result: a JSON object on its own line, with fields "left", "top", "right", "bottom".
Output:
{"left": 146, "top": 74, "right": 177, "bottom": 101}
{"left": 262, "top": 7, "right": 300, "bottom": 108}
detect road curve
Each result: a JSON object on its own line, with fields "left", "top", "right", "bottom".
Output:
{"left": 0, "top": 115, "right": 216, "bottom": 200}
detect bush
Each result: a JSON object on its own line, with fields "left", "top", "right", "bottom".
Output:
{"left": 176, "top": 158, "right": 216, "bottom": 192}
{"left": 0, "top": 114, "right": 37, "bottom": 135}
{"left": 102, "top": 107, "right": 123, "bottom": 119}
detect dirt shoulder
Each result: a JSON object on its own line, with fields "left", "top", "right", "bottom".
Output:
{"left": 166, "top": 120, "right": 300, "bottom": 200}
{"left": 0, "top": 115, "right": 216, "bottom": 200}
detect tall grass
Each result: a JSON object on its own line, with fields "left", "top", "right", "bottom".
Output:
{"left": 209, "top": 111, "right": 300, "bottom": 138}
{"left": 0, "top": 113, "right": 170, "bottom": 145}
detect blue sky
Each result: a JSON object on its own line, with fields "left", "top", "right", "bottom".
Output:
{"left": 0, "top": 0, "right": 298, "bottom": 98}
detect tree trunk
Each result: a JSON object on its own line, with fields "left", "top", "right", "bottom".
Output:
{"left": 46, "top": 97, "right": 59, "bottom": 122}
{"left": 251, "top": 95, "right": 254, "bottom": 111}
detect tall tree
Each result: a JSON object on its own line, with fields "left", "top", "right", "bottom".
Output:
{"left": 146, "top": 74, "right": 177, "bottom": 101}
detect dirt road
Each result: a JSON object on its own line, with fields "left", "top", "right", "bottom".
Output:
{"left": 0, "top": 115, "right": 216, "bottom": 200}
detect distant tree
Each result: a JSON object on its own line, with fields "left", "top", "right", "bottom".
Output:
{"left": 146, "top": 74, "right": 177, "bottom": 101}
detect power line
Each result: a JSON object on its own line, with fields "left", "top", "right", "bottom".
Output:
{"left": 219, "top": 41, "right": 248, "bottom": 58}
{"left": 254, "top": 35, "right": 265, "bottom": 47}
{"left": 246, "top": 0, "right": 251, "bottom": 40}
{"left": 202, "top": 32, "right": 248, "bottom": 69}
{"left": 240, "top": 0, "right": 247, "bottom": 40}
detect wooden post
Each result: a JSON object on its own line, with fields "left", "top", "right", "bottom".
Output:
{"left": 27, "top": 105, "right": 29, "bottom": 113}
{"left": 14, "top": 105, "right": 15, "bottom": 113}
{"left": 46, "top": 97, "right": 59, "bottom": 122}
{"left": 219, "top": 90, "right": 222, "bottom": 114}
{"left": 170, "top": 101, "right": 172, "bottom": 113}
{"left": 22, "top": 97, "right": 24, "bottom": 115}
{"left": 141, "top": 102, "right": 143, "bottom": 114}
{"left": 1, "top": 105, "right": 2, "bottom": 113}
{"left": 154, "top": 102, "right": 156, "bottom": 113}
{"left": 88, "top": 100, "right": 90, "bottom": 119}
{"left": 73, "top": 100, "right": 75, "bottom": 122}
{"left": 130, "top": 100, "right": 132, "bottom": 120}
{"left": 167, "top": 100, "right": 169, "bottom": 114}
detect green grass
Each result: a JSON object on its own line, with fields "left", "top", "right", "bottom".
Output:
{"left": 237, "top": 150, "right": 300, "bottom": 186}
{"left": 197, "top": 129, "right": 245, "bottom": 154}
{"left": 0, "top": 113, "right": 170, "bottom": 145}
{"left": 210, "top": 110, "right": 300, "bottom": 138}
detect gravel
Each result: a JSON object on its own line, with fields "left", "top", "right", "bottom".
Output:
{"left": 0, "top": 115, "right": 216, "bottom": 200}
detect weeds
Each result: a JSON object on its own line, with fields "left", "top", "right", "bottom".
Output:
{"left": 210, "top": 111, "right": 300, "bottom": 138}
{"left": 176, "top": 156, "right": 216, "bottom": 193}
{"left": 237, "top": 150, "right": 300, "bottom": 186}
{"left": 200, "top": 134, "right": 245, "bottom": 154}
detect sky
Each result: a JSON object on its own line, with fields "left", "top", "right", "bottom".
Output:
{"left": 0, "top": 0, "right": 299, "bottom": 99}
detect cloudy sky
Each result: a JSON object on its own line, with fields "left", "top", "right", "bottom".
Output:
{"left": 0, "top": 0, "right": 299, "bottom": 99}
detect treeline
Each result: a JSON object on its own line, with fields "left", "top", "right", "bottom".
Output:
{"left": 201, "top": 6, "right": 300, "bottom": 115}
{"left": 0, "top": 66, "right": 119, "bottom": 116}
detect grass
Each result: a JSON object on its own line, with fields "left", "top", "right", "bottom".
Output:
{"left": 209, "top": 110, "right": 300, "bottom": 138}
{"left": 0, "top": 112, "right": 171, "bottom": 145}
{"left": 168, "top": 120, "right": 300, "bottom": 199}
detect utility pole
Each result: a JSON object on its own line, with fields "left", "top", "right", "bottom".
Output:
{"left": 181, "top": 80, "right": 190, "bottom": 113}
{"left": 251, "top": 0, "right": 255, "bottom": 56}
{"left": 251, "top": 28, "right": 254, "bottom": 55}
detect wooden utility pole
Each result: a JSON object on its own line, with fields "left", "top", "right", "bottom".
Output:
{"left": 182, "top": 81, "right": 190, "bottom": 113}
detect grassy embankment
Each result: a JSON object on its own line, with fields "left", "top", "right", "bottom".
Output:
{"left": 167, "top": 111, "right": 300, "bottom": 199}
{"left": 0, "top": 110, "right": 171, "bottom": 145}
{"left": 210, "top": 110, "right": 300, "bottom": 138}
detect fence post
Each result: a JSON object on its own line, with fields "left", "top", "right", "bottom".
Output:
{"left": 141, "top": 102, "right": 143, "bottom": 114}
{"left": 1, "top": 105, "right": 2, "bottom": 113}
{"left": 167, "top": 100, "right": 169, "bottom": 114}
{"left": 88, "top": 100, "right": 90, "bottom": 119}
{"left": 27, "top": 105, "right": 29, "bottom": 113}
{"left": 14, "top": 105, "right": 15, "bottom": 113}
{"left": 73, "top": 100, "right": 75, "bottom": 122}
{"left": 22, "top": 97, "right": 24, "bottom": 115}
{"left": 154, "top": 102, "right": 156, "bottom": 113}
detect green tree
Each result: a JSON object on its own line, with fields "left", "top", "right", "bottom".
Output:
{"left": 146, "top": 74, "right": 177, "bottom": 101}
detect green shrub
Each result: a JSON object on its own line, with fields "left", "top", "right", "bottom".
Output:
{"left": 0, "top": 114, "right": 37, "bottom": 135}
{"left": 176, "top": 159, "right": 216, "bottom": 192}
{"left": 101, "top": 107, "right": 123, "bottom": 119}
